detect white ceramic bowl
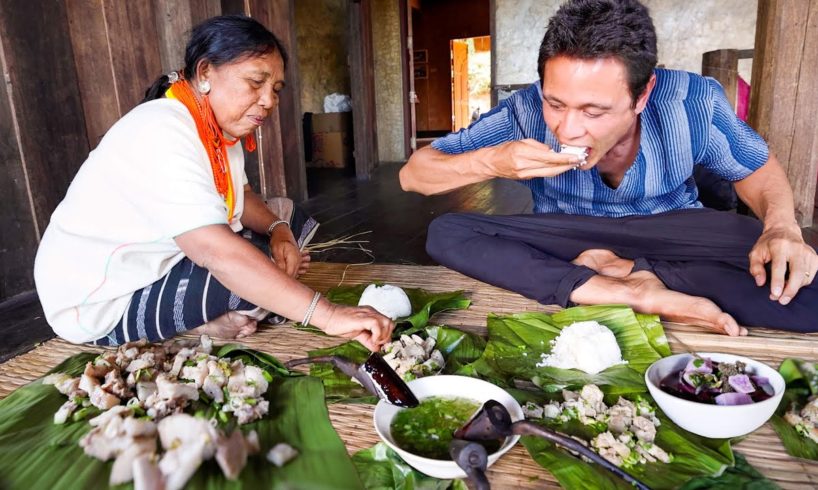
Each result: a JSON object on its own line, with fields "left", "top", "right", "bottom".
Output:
{"left": 645, "top": 352, "right": 785, "bottom": 438}
{"left": 373, "top": 375, "right": 523, "bottom": 479}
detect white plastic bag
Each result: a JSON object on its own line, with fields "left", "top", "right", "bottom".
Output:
{"left": 324, "top": 93, "right": 352, "bottom": 113}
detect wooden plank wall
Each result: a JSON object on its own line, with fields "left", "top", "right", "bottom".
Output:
{"left": 0, "top": 0, "right": 305, "bottom": 302}
{"left": 749, "top": 0, "right": 818, "bottom": 226}
{"left": 349, "top": 0, "right": 379, "bottom": 180}
{"left": 0, "top": 0, "right": 89, "bottom": 300}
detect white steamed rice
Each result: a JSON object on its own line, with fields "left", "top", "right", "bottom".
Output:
{"left": 536, "top": 321, "right": 626, "bottom": 374}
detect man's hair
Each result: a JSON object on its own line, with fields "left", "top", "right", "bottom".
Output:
{"left": 537, "top": 0, "right": 657, "bottom": 103}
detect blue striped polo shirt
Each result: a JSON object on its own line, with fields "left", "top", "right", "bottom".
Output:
{"left": 432, "top": 69, "right": 769, "bottom": 217}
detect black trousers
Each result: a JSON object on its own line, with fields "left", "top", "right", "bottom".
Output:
{"left": 426, "top": 208, "right": 818, "bottom": 332}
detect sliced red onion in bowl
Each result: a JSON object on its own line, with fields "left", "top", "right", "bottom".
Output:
{"left": 714, "top": 392, "right": 754, "bottom": 406}
{"left": 728, "top": 374, "right": 756, "bottom": 394}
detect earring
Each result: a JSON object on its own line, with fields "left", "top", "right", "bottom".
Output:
{"left": 198, "top": 80, "right": 211, "bottom": 94}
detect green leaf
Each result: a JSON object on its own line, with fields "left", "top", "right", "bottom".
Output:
{"left": 308, "top": 341, "right": 377, "bottom": 404}
{"left": 0, "top": 352, "right": 363, "bottom": 489}
{"left": 308, "top": 326, "right": 486, "bottom": 404}
{"left": 770, "top": 358, "right": 818, "bottom": 460}
{"left": 216, "top": 343, "right": 295, "bottom": 378}
{"left": 679, "top": 453, "right": 779, "bottom": 490}
{"left": 352, "top": 442, "right": 467, "bottom": 490}
{"left": 472, "top": 305, "right": 666, "bottom": 394}
{"left": 522, "top": 403, "right": 733, "bottom": 489}
{"left": 323, "top": 284, "right": 471, "bottom": 335}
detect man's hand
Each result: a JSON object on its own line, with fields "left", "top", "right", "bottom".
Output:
{"left": 269, "top": 225, "right": 303, "bottom": 278}
{"left": 483, "top": 139, "right": 581, "bottom": 180}
{"left": 748, "top": 223, "right": 818, "bottom": 304}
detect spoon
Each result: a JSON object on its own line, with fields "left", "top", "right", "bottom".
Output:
{"left": 449, "top": 439, "right": 490, "bottom": 490}
{"left": 455, "top": 400, "right": 651, "bottom": 490}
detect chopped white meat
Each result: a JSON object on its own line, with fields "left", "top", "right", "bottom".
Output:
{"left": 103, "top": 369, "right": 130, "bottom": 399}
{"left": 631, "top": 416, "right": 657, "bottom": 443}
{"left": 157, "top": 414, "right": 219, "bottom": 490}
{"left": 267, "top": 443, "right": 299, "bottom": 467}
{"left": 155, "top": 374, "right": 199, "bottom": 402}
{"left": 109, "top": 437, "right": 156, "bottom": 486}
{"left": 215, "top": 430, "right": 249, "bottom": 480}
{"left": 89, "top": 386, "right": 121, "bottom": 410}
{"left": 592, "top": 431, "right": 631, "bottom": 467}
{"left": 136, "top": 381, "right": 158, "bottom": 402}
{"left": 54, "top": 399, "right": 79, "bottom": 424}
{"left": 132, "top": 454, "right": 163, "bottom": 490}
{"left": 522, "top": 402, "right": 544, "bottom": 419}
{"left": 169, "top": 348, "right": 196, "bottom": 378}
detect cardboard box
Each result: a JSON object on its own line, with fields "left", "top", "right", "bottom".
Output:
{"left": 308, "top": 112, "right": 353, "bottom": 168}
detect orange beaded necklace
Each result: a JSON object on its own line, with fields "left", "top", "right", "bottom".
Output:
{"left": 165, "top": 77, "right": 256, "bottom": 221}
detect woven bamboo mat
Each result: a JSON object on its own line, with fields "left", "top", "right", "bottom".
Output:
{"left": 1, "top": 262, "right": 816, "bottom": 489}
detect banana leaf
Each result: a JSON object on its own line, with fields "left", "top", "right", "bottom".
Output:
{"left": 351, "top": 442, "right": 467, "bottom": 490}
{"left": 297, "top": 284, "right": 471, "bottom": 336}
{"left": 308, "top": 326, "right": 486, "bottom": 404}
{"left": 217, "top": 343, "right": 295, "bottom": 378}
{"left": 522, "top": 402, "right": 734, "bottom": 490}
{"left": 679, "top": 453, "right": 779, "bottom": 490}
{"left": 473, "top": 305, "right": 667, "bottom": 394}
{"left": 769, "top": 358, "right": 818, "bottom": 460}
{"left": 0, "top": 351, "right": 363, "bottom": 489}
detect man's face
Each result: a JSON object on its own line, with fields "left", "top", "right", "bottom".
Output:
{"left": 541, "top": 55, "right": 649, "bottom": 169}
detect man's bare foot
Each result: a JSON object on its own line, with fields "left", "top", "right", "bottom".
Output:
{"left": 572, "top": 249, "right": 634, "bottom": 278}
{"left": 191, "top": 311, "right": 258, "bottom": 339}
{"left": 570, "top": 271, "right": 748, "bottom": 336}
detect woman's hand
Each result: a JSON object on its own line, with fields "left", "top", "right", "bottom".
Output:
{"left": 269, "top": 225, "right": 303, "bottom": 278}
{"left": 320, "top": 304, "right": 395, "bottom": 351}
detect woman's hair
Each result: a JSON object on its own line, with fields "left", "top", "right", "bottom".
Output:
{"left": 536, "top": 0, "right": 657, "bottom": 105}
{"left": 143, "top": 15, "right": 288, "bottom": 103}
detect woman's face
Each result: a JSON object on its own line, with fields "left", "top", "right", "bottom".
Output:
{"left": 198, "top": 51, "right": 286, "bottom": 139}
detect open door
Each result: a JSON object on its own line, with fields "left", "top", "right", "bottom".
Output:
{"left": 451, "top": 39, "right": 470, "bottom": 131}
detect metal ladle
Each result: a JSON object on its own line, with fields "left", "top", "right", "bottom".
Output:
{"left": 454, "top": 400, "right": 651, "bottom": 490}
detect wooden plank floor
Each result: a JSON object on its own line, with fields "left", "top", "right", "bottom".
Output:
{"left": 1, "top": 161, "right": 816, "bottom": 361}
{"left": 302, "top": 163, "right": 532, "bottom": 264}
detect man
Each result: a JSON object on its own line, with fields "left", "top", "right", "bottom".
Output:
{"left": 400, "top": 0, "right": 817, "bottom": 335}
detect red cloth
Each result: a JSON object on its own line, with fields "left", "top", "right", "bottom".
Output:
{"left": 736, "top": 76, "right": 750, "bottom": 121}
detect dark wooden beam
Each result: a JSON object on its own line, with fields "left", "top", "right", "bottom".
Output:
{"left": 0, "top": 0, "right": 89, "bottom": 236}
{"left": 399, "top": 0, "right": 414, "bottom": 158}
{"left": 749, "top": 0, "right": 818, "bottom": 226}
{"left": 349, "top": 0, "right": 379, "bottom": 180}
{"left": 265, "top": 0, "right": 307, "bottom": 201}
{"left": 702, "top": 49, "right": 739, "bottom": 110}
{"left": 0, "top": 37, "right": 39, "bottom": 300}
{"left": 244, "top": 0, "right": 307, "bottom": 202}
{"left": 190, "top": 0, "right": 222, "bottom": 25}
{"left": 153, "top": 0, "right": 195, "bottom": 72}
{"left": 65, "top": 0, "right": 120, "bottom": 148}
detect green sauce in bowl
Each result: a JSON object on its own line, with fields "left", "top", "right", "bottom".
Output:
{"left": 390, "top": 396, "right": 502, "bottom": 460}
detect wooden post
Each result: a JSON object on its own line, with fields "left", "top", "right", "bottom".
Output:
{"left": 246, "top": 0, "right": 307, "bottom": 201}
{"left": 153, "top": 0, "right": 195, "bottom": 72}
{"left": 749, "top": 0, "right": 818, "bottom": 226}
{"left": 265, "top": 0, "right": 307, "bottom": 202}
{"left": 701, "top": 49, "right": 739, "bottom": 110}
{"left": 349, "top": 0, "right": 379, "bottom": 180}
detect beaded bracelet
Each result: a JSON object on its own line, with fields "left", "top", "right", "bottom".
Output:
{"left": 302, "top": 292, "right": 321, "bottom": 326}
{"left": 266, "top": 220, "right": 289, "bottom": 236}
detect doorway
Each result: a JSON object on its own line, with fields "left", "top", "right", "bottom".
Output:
{"left": 451, "top": 36, "right": 491, "bottom": 132}
{"left": 403, "top": 0, "right": 491, "bottom": 151}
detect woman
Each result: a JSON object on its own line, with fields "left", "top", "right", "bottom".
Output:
{"left": 34, "top": 16, "right": 393, "bottom": 351}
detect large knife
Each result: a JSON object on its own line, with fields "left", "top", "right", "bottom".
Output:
{"left": 285, "top": 352, "right": 419, "bottom": 407}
